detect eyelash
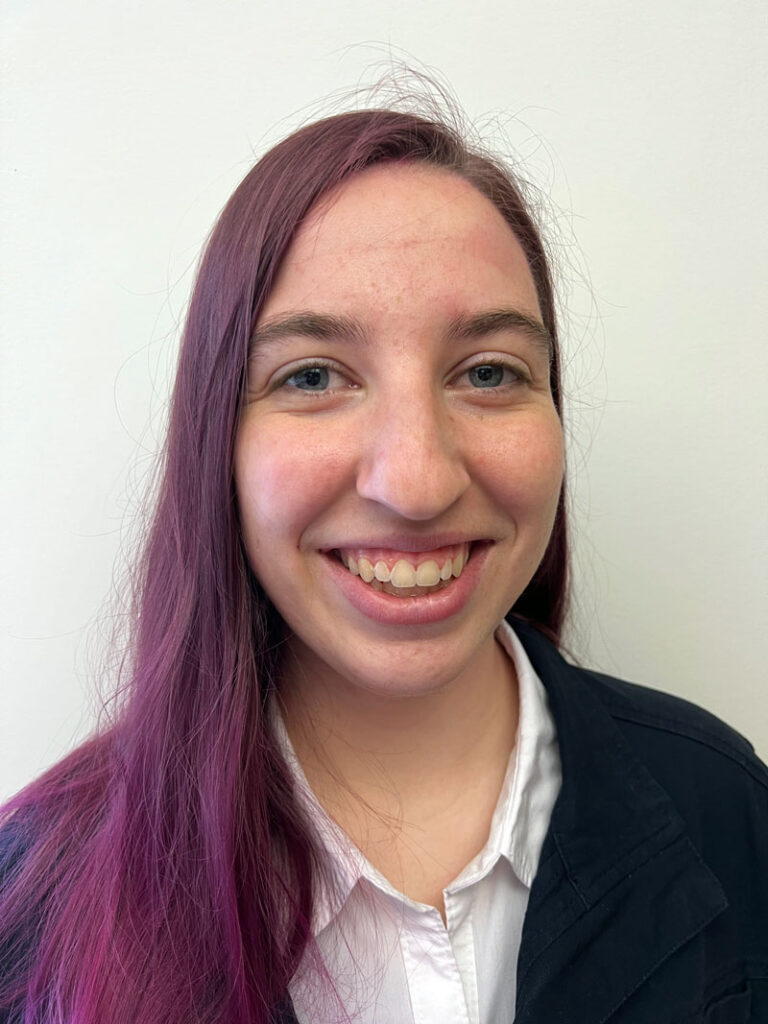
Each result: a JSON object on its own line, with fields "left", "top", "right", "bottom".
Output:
{"left": 275, "top": 357, "right": 532, "bottom": 394}
{"left": 459, "top": 359, "right": 531, "bottom": 389}
{"left": 278, "top": 359, "right": 353, "bottom": 393}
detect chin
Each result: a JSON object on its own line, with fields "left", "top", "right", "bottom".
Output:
{"left": 286, "top": 621, "right": 501, "bottom": 701}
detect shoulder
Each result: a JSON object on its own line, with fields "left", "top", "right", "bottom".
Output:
{"left": 578, "top": 665, "right": 768, "bottom": 863}
{"left": 511, "top": 617, "right": 768, "bottom": 876}
{"left": 578, "top": 665, "right": 768, "bottom": 987}
{"left": 510, "top": 657, "right": 768, "bottom": 1023}
{"left": 511, "top": 616, "right": 767, "bottom": 791}
{"left": 578, "top": 665, "right": 767, "bottom": 787}
{"left": 512, "top": 619, "right": 768, "bottom": 1008}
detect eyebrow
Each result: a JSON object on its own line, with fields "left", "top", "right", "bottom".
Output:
{"left": 249, "top": 307, "right": 553, "bottom": 360}
{"left": 445, "top": 309, "right": 553, "bottom": 361}
{"left": 250, "top": 312, "right": 366, "bottom": 350}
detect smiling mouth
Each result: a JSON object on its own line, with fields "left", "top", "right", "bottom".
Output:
{"left": 333, "top": 542, "right": 472, "bottom": 598}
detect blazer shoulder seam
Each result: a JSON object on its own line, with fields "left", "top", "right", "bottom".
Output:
{"left": 578, "top": 669, "right": 768, "bottom": 789}
{"left": 608, "top": 707, "right": 768, "bottom": 790}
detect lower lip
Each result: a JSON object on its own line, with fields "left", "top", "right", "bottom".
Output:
{"left": 321, "top": 544, "right": 489, "bottom": 626}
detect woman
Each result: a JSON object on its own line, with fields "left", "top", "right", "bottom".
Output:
{"left": 1, "top": 108, "right": 766, "bottom": 1023}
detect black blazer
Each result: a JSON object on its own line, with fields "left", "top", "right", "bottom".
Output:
{"left": 502, "top": 618, "right": 768, "bottom": 1023}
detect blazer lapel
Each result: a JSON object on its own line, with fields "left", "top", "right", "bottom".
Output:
{"left": 511, "top": 618, "right": 728, "bottom": 1024}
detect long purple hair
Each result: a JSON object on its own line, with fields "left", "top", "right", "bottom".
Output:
{"left": 0, "top": 109, "right": 568, "bottom": 1023}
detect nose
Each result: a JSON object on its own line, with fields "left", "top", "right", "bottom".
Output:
{"left": 355, "top": 390, "right": 471, "bottom": 520}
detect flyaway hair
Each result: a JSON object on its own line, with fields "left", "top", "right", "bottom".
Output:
{"left": 0, "top": 107, "right": 568, "bottom": 1023}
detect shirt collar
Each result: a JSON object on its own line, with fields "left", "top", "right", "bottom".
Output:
{"left": 270, "top": 620, "right": 561, "bottom": 935}
{"left": 458, "top": 620, "right": 560, "bottom": 890}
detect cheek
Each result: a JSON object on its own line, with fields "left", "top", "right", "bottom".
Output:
{"left": 234, "top": 421, "right": 351, "bottom": 547}
{"left": 473, "top": 415, "right": 564, "bottom": 516}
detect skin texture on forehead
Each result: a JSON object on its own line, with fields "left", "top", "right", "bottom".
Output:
{"left": 266, "top": 163, "right": 543, "bottom": 323}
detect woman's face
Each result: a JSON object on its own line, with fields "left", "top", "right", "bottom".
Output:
{"left": 235, "top": 164, "right": 564, "bottom": 697}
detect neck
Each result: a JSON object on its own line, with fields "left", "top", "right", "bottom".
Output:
{"left": 278, "top": 630, "right": 519, "bottom": 828}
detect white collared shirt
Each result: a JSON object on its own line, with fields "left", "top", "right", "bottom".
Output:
{"left": 272, "top": 621, "right": 562, "bottom": 1024}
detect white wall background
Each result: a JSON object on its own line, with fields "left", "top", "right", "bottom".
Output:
{"left": 2, "top": 0, "right": 766, "bottom": 799}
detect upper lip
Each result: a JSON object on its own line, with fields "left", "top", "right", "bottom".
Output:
{"left": 322, "top": 533, "right": 488, "bottom": 553}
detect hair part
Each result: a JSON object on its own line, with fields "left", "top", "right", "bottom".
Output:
{"left": 0, "top": 105, "right": 568, "bottom": 1023}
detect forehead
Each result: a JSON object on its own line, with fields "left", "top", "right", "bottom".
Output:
{"left": 262, "top": 163, "right": 541, "bottom": 320}
{"left": 296, "top": 163, "right": 521, "bottom": 259}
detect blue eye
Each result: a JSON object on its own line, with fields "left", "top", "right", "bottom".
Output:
{"left": 286, "top": 365, "right": 330, "bottom": 391}
{"left": 468, "top": 364, "right": 506, "bottom": 388}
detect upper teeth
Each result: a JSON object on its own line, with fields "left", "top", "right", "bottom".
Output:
{"left": 340, "top": 548, "right": 468, "bottom": 587}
